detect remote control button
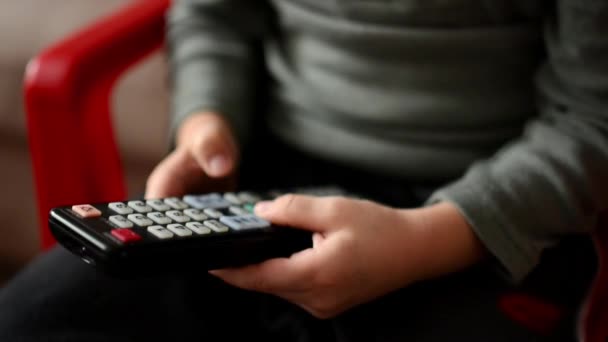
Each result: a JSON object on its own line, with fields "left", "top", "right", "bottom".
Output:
{"left": 166, "top": 210, "right": 190, "bottom": 223}
{"left": 237, "top": 192, "right": 261, "bottom": 203}
{"left": 183, "top": 208, "right": 207, "bottom": 221}
{"left": 203, "top": 208, "right": 223, "bottom": 219}
{"left": 128, "top": 201, "right": 152, "bottom": 213}
{"left": 167, "top": 224, "right": 192, "bottom": 237}
{"left": 111, "top": 229, "right": 142, "bottom": 243}
{"left": 243, "top": 203, "right": 255, "bottom": 213}
{"left": 147, "top": 212, "right": 172, "bottom": 225}
{"left": 223, "top": 192, "right": 242, "bottom": 205}
{"left": 147, "top": 225, "right": 174, "bottom": 239}
{"left": 72, "top": 204, "right": 102, "bottom": 218}
{"left": 127, "top": 214, "right": 154, "bottom": 227}
{"left": 229, "top": 206, "right": 250, "bottom": 216}
{"left": 203, "top": 220, "right": 230, "bottom": 233}
{"left": 108, "top": 202, "right": 133, "bottom": 215}
{"left": 146, "top": 199, "right": 171, "bottom": 211}
{"left": 109, "top": 215, "right": 134, "bottom": 228}
{"left": 220, "top": 215, "right": 270, "bottom": 230}
{"left": 183, "top": 193, "right": 231, "bottom": 209}
{"left": 164, "top": 197, "right": 189, "bottom": 210}
{"left": 185, "top": 222, "right": 211, "bottom": 235}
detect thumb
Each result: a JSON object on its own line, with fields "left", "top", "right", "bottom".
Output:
{"left": 254, "top": 194, "right": 340, "bottom": 233}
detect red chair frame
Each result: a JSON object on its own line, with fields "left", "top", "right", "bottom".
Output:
{"left": 24, "top": 0, "right": 169, "bottom": 250}
{"left": 22, "top": 0, "right": 606, "bottom": 340}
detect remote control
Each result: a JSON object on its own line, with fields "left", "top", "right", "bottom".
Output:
{"left": 49, "top": 185, "right": 351, "bottom": 278}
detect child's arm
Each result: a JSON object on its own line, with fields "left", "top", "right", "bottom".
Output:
{"left": 210, "top": 1, "right": 608, "bottom": 317}
{"left": 146, "top": 0, "right": 271, "bottom": 198}
{"left": 423, "top": 0, "right": 608, "bottom": 283}
{"left": 166, "top": 0, "right": 272, "bottom": 145}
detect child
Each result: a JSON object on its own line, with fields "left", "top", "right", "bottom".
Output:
{"left": 0, "top": 0, "right": 604, "bottom": 340}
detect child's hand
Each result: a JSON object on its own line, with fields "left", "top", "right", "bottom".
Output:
{"left": 210, "top": 195, "right": 486, "bottom": 319}
{"left": 145, "top": 112, "right": 239, "bottom": 199}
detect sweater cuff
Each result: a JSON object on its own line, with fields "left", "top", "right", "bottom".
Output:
{"left": 167, "top": 61, "right": 254, "bottom": 151}
{"left": 425, "top": 177, "right": 541, "bottom": 284}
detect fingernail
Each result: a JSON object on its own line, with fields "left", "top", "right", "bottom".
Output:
{"left": 255, "top": 201, "right": 272, "bottom": 214}
{"left": 208, "top": 155, "right": 231, "bottom": 176}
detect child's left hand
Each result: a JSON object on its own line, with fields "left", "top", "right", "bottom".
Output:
{"left": 210, "top": 194, "right": 485, "bottom": 319}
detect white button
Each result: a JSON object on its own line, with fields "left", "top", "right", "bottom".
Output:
{"left": 203, "top": 220, "right": 230, "bottom": 233}
{"left": 147, "top": 225, "right": 174, "bottom": 239}
{"left": 229, "top": 206, "right": 250, "bottom": 216}
{"left": 167, "top": 224, "right": 192, "bottom": 237}
{"left": 203, "top": 208, "right": 223, "bottom": 219}
{"left": 146, "top": 199, "right": 171, "bottom": 211}
{"left": 166, "top": 210, "right": 190, "bottom": 223}
{"left": 108, "top": 202, "right": 133, "bottom": 215}
{"left": 127, "top": 214, "right": 154, "bottom": 227}
{"left": 183, "top": 194, "right": 231, "bottom": 209}
{"left": 164, "top": 197, "right": 189, "bottom": 210}
{"left": 186, "top": 222, "right": 211, "bottom": 235}
{"left": 220, "top": 215, "right": 270, "bottom": 230}
{"left": 223, "top": 192, "right": 242, "bottom": 205}
{"left": 109, "top": 215, "right": 133, "bottom": 228}
{"left": 147, "top": 212, "right": 172, "bottom": 225}
{"left": 183, "top": 208, "right": 207, "bottom": 221}
{"left": 128, "top": 201, "right": 153, "bottom": 213}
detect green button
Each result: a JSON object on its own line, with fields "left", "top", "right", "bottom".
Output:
{"left": 244, "top": 204, "right": 255, "bottom": 213}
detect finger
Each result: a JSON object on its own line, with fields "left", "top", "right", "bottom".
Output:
{"left": 209, "top": 248, "right": 319, "bottom": 293}
{"left": 188, "top": 120, "right": 238, "bottom": 178}
{"left": 254, "top": 194, "right": 347, "bottom": 232}
{"left": 145, "top": 148, "right": 204, "bottom": 199}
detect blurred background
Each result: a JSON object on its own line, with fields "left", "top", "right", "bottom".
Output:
{"left": 0, "top": 0, "right": 170, "bottom": 284}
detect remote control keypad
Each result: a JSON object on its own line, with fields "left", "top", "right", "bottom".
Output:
{"left": 72, "top": 205, "right": 102, "bottom": 218}
{"left": 147, "top": 212, "right": 172, "bottom": 225}
{"left": 204, "top": 220, "right": 230, "bottom": 233}
{"left": 229, "top": 206, "right": 250, "bottom": 216}
{"left": 166, "top": 210, "right": 190, "bottom": 223}
{"left": 108, "top": 202, "right": 133, "bottom": 215}
{"left": 101, "top": 192, "right": 268, "bottom": 243}
{"left": 64, "top": 188, "right": 347, "bottom": 246}
{"left": 164, "top": 197, "right": 189, "bottom": 210}
{"left": 128, "top": 214, "right": 154, "bottom": 227}
{"left": 109, "top": 215, "right": 134, "bottom": 228}
{"left": 183, "top": 194, "right": 231, "bottom": 209}
{"left": 220, "top": 215, "right": 270, "bottom": 230}
{"left": 185, "top": 222, "right": 211, "bottom": 234}
{"left": 111, "top": 229, "right": 142, "bottom": 243}
{"left": 146, "top": 199, "right": 171, "bottom": 212}
{"left": 184, "top": 209, "right": 207, "bottom": 221}
{"left": 128, "top": 201, "right": 152, "bottom": 213}
{"left": 204, "top": 208, "right": 223, "bottom": 219}
{"left": 167, "top": 224, "right": 192, "bottom": 237}
{"left": 147, "top": 225, "right": 174, "bottom": 239}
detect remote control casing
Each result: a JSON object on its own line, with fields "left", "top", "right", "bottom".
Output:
{"left": 48, "top": 187, "right": 348, "bottom": 278}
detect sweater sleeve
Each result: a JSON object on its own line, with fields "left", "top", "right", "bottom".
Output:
{"left": 165, "top": 0, "right": 271, "bottom": 147}
{"left": 425, "top": 0, "right": 608, "bottom": 283}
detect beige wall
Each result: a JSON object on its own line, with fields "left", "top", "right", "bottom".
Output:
{"left": 0, "top": 0, "right": 170, "bottom": 283}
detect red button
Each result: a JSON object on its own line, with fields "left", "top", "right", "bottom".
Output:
{"left": 111, "top": 229, "right": 142, "bottom": 243}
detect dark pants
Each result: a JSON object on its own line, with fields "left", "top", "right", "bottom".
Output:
{"left": 0, "top": 132, "right": 596, "bottom": 341}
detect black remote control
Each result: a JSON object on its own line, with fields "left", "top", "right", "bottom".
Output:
{"left": 49, "top": 186, "right": 351, "bottom": 278}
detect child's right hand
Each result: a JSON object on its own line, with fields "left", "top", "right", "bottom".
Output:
{"left": 144, "top": 112, "right": 240, "bottom": 199}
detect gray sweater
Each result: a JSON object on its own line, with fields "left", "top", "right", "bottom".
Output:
{"left": 166, "top": 0, "right": 608, "bottom": 282}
